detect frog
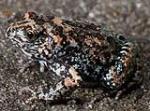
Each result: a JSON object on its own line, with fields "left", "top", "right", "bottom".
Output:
{"left": 7, "top": 12, "right": 141, "bottom": 101}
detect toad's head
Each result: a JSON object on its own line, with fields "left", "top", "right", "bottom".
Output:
{"left": 7, "top": 12, "right": 53, "bottom": 57}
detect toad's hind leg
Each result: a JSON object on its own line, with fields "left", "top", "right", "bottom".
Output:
{"left": 103, "top": 41, "right": 140, "bottom": 99}
{"left": 115, "top": 41, "right": 142, "bottom": 99}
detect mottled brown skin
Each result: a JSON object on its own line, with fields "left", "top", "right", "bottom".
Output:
{"left": 7, "top": 12, "right": 140, "bottom": 101}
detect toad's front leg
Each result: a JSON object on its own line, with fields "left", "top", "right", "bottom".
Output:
{"left": 37, "top": 66, "right": 82, "bottom": 101}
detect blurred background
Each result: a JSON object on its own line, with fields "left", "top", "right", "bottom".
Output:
{"left": 0, "top": 0, "right": 150, "bottom": 111}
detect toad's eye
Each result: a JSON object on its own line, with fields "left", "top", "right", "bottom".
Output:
{"left": 26, "top": 31, "right": 35, "bottom": 40}
{"left": 25, "top": 28, "right": 40, "bottom": 42}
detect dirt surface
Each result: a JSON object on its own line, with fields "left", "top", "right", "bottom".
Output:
{"left": 0, "top": 0, "right": 150, "bottom": 111}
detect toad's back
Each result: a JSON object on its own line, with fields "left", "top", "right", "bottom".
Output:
{"left": 48, "top": 20, "right": 122, "bottom": 82}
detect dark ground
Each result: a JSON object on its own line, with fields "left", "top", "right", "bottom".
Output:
{"left": 0, "top": 0, "right": 150, "bottom": 111}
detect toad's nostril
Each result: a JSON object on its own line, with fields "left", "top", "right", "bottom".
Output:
{"left": 7, "top": 27, "right": 16, "bottom": 38}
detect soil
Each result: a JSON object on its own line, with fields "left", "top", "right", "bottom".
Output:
{"left": 0, "top": 0, "right": 150, "bottom": 111}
